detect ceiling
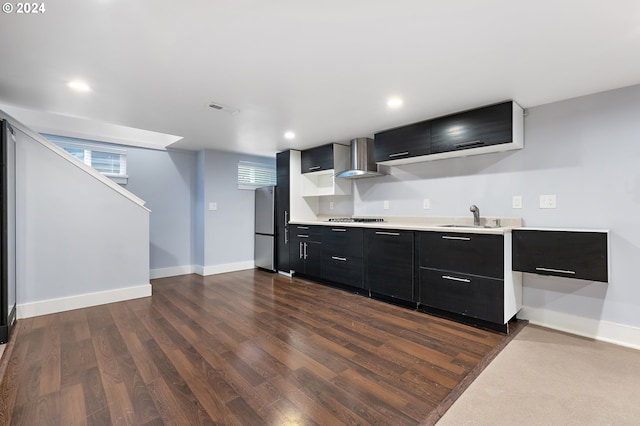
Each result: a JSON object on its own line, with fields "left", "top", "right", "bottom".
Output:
{"left": 1, "top": 0, "right": 639, "bottom": 156}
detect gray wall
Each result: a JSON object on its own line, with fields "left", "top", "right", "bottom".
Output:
{"left": 14, "top": 126, "right": 150, "bottom": 304}
{"left": 346, "top": 84, "right": 640, "bottom": 329}
{"left": 124, "top": 147, "right": 197, "bottom": 271}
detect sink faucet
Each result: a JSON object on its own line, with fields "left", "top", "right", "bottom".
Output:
{"left": 470, "top": 204, "right": 480, "bottom": 226}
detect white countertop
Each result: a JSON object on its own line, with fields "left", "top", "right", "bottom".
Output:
{"left": 289, "top": 216, "right": 523, "bottom": 235}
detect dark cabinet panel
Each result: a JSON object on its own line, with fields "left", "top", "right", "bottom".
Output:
{"left": 419, "top": 268, "right": 503, "bottom": 324}
{"left": 364, "top": 229, "right": 414, "bottom": 301}
{"left": 373, "top": 120, "right": 430, "bottom": 163}
{"left": 275, "top": 151, "right": 291, "bottom": 272}
{"left": 321, "top": 227, "right": 364, "bottom": 288}
{"left": 418, "top": 232, "right": 504, "bottom": 279}
{"left": 512, "top": 230, "right": 609, "bottom": 282}
{"left": 430, "top": 101, "right": 513, "bottom": 154}
{"left": 301, "top": 144, "right": 335, "bottom": 173}
{"left": 290, "top": 225, "right": 322, "bottom": 277}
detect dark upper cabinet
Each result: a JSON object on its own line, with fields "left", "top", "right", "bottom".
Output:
{"left": 364, "top": 229, "right": 415, "bottom": 302}
{"left": 430, "top": 101, "right": 514, "bottom": 155}
{"left": 373, "top": 120, "right": 430, "bottom": 163}
{"left": 512, "top": 229, "right": 609, "bottom": 282}
{"left": 275, "top": 151, "right": 291, "bottom": 273}
{"left": 301, "top": 144, "right": 335, "bottom": 173}
{"left": 321, "top": 226, "right": 364, "bottom": 289}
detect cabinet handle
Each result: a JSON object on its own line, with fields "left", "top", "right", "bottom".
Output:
{"left": 284, "top": 211, "right": 289, "bottom": 244}
{"left": 308, "top": 166, "right": 321, "bottom": 171}
{"left": 297, "top": 226, "right": 309, "bottom": 230}
{"left": 442, "top": 235, "right": 471, "bottom": 241}
{"left": 454, "top": 140, "right": 483, "bottom": 148}
{"left": 331, "top": 228, "right": 347, "bottom": 232}
{"left": 297, "top": 234, "right": 309, "bottom": 238}
{"left": 535, "top": 267, "right": 576, "bottom": 275}
{"left": 331, "top": 256, "right": 347, "bottom": 262}
{"left": 389, "top": 151, "right": 409, "bottom": 158}
{"left": 375, "top": 231, "right": 400, "bottom": 236}
{"left": 303, "top": 242, "right": 308, "bottom": 259}
{"left": 442, "top": 275, "right": 471, "bottom": 283}
{"left": 299, "top": 242, "right": 303, "bottom": 259}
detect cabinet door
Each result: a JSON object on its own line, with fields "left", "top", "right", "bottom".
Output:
{"left": 275, "top": 151, "right": 291, "bottom": 272}
{"left": 305, "top": 241, "right": 322, "bottom": 278}
{"left": 373, "top": 120, "right": 430, "bottom": 163}
{"left": 289, "top": 235, "right": 306, "bottom": 273}
{"left": 512, "top": 230, "right": 608, "bottom": 282}
{"left": 430, "top": 101, "right": 512, "bottom": 154}
{"left": 321, "top": 227, "right": 364, "bottom": 288}
{"left": 301, "top": 144, "right": 334, "bottom": 173}
{"left": 419, "top": 267, "right": 503, "bottom": 323}
{"left": 364, "top": 229, "right": 414, "bottom": 301}
{"left": 418, "top": 232, "right": 503, "bottom": 279}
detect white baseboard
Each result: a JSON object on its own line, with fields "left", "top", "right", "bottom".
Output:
{"left": 17, "top": 284, "right": 152, "bottom": 319}
{"left": 195, "top": 260, "right": 255, "bottom": 276}
{"left": 150, "top": 265, "right": 195, "bottom": 279}
{"left": 518, "top": 306, "right": 640, "bottom": 351}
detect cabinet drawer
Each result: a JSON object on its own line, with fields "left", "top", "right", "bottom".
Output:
{"left": 321, "top": 226, "right": 363, "bottom": 257}
{"left": 512, "top": 230, "right": 609, "bottom": 282}
{"left": 418, "top": 232, "right": 503, "bottom": 278}
{"left": 322, "top": 255, "right": 364, "bottom": 288}
{"left": 430, "top": 101, "right": 513, "bottom": 155}
{"left": 373, "top": 120, "right": 430, "bottom": 163}
{"left": 292, "top": 225, "right": 321, "bottom": 240}
{"left": 419, "top": 267, "right": 503, "bottom": 323}
{"left": 301, "top": 144, "right": 334, "bottom": 173}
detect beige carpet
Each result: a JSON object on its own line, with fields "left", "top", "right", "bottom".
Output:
{"left": 437, "top": 324, "right": 640, "bottom": 425}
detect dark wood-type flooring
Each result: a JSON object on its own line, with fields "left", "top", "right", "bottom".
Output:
{"left": 0, "top": 270, "right": 525, "bottom": 425}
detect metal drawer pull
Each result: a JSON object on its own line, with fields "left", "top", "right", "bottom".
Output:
{"left": 331, "top": 228, "right": 347, "bottom": 232}
{"left": 331, "top": 256, "right": 347, "bottom": 261}
{"left": 442, "top": 236, "right": 471, "bottom": 241}
{"left": 442, "top": 275, "right": 471, "bottom": 283}
{"left": 454, "top": 140, "right": 483, "bottom": 148}
{"left": 297, "top": 234, "right": 309, "bottom": 238}
{"left": 536, "top": 267, "right": 576, "bottom": 275}
{"left": 303, "top": 243, "right": 308, "bottom": 259}
{"left": 299, "top": 242, "right": 303, "bottom": 259}
{"left": 308, "top": 166, "right": 321, "bottom": 171}
{"left": 389, "top": 151, "right": 409, "bottom": 158}
{"left": 375, "top": 231, "right": 400, "bottom": 236}
{"left": 297, "top": 226, "right": 309, "bottom": 230}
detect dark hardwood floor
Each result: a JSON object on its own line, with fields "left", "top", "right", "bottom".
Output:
{"left": 0, "top": 270, "right": 524, "bottom": 425}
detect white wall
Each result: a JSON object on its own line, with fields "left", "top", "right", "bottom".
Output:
{"left": 341, "top": 84, "right": 640, "bottom": 344}
{"left": 13, "top": 125, "right": 151, "bottom": 317}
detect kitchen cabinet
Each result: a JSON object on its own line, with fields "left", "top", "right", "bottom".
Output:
{"left": 418, "top": 231, "right": 505, "bottom": 324}
{"left": 290, "top": 225, "right": 321, "bottom": 277}
{"left": 275, "top": 151, "right": 291, "bottom": 273}
{"left": 430, "top": 101, "right": 514, "bottom": 155}
{"left": 373, "top": 120, "right": 430, "bottom": 164}
{"left": 364, "top": 229, "right": 415, "bottom": 303}
{"left": 512, "top": 229, "right": 609, "bottom": 282}
{"left": 301, "top": 143, "right": 351, "bottom": 197}
{"left": 321, "top": 226, "right": 364, "bottom": 289}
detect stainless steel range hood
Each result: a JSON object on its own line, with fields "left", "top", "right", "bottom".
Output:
{"left": 335, "top": 137, "right": 384, "bottom": 179}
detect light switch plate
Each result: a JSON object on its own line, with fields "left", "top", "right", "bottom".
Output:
{"left": 512, "top": 195, "right": 522, "bottom": 209}
{"left": 539, "top": 194, "right": 557, "bottom": 209}
{"left": 423, "top": 199, "right": 431, "bottom": 209}
{"left": 209, "top": 202, "right": 217, "bottom": 211}
{"left": 383, "top": 200, "right": 390, "bottom": 210}
{"left": 329, "top": 201, "right": 334, "bottom": 210}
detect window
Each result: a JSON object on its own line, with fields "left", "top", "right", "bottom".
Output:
{"left": 237, "top": 160, "right": 276, "bottom": 190}
{"left": 41, "top": 134, "right": 128, "bottom": 184}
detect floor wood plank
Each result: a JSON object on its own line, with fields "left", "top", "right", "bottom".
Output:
{"left": 0, "top": 269, "right": 525, "bottom": 425}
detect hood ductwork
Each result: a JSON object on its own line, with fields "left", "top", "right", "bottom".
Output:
{"left": 335, "top": 137, "right": 384, "bottom": 179}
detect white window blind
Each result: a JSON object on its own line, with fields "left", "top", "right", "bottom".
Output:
{"left": 41, "top": 134, "right": 128, "bottom": 184}
{"left": 237, "top": 161, "right": 276, "bottom": 190}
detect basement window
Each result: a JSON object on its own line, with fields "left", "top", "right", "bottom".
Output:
{"left": 237, "top": 161, "right": 276, "bottom": 190}
{"left": 42, "top": 134, "right": 128, "bottom": 184}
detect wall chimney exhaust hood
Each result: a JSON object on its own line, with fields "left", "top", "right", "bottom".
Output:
{"left": 335, "top": 137, "right": 384, "bottom": 179}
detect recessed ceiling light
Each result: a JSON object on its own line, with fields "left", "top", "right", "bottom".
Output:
{"left": 387, "top": 97, "right": 403, "bottom": 108}
{"left": 284, "top": 131, "right": 295, "bottom": 140}
{"left": 66, "top": 80, "right": 91, "bottom": 92}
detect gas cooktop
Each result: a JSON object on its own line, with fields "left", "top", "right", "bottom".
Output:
{"left": 327, "top": 218, "right": 385, "bottom": 223}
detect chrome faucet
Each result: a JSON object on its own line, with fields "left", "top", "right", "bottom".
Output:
{"left": 470, "top": 204, "right": 480, "bottom": 226}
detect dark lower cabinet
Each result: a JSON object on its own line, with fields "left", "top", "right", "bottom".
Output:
{"left": 290, "top": 225, "right": 321, "bottom": 277}
{"left": 364, "top": 229, "right": 414, "bottom": 302}
{"left": 419, "top": 268, "right": 503, "bottom": 324}
{"left": 321, "top": 226, "right": 364, "bottom": 289}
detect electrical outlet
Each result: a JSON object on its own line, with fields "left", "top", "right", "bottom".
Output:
{"left": 512, "top": 195, "right": 522, "bottom": 209}
{"left": 329, "top": 201, "right": 334, "bottom": 210}
{"left": 539, "top": 194, "right": 557, "bottom": 209}
{"left": 423, "top": 199, "right": 431, "bottom": 209}
{"left": 209, "top": 202, "right": 217, "bottom": 211}
{"left": 383, "top": 200, "right": 390, "bottom": 210}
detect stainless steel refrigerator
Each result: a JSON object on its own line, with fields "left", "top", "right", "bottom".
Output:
{"left": 254, "top": 185, "right": 276, "bottom": 271}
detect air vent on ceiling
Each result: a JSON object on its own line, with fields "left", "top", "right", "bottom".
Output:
{"left": 208, "top": 101, "right": 239, "bottom": 115}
